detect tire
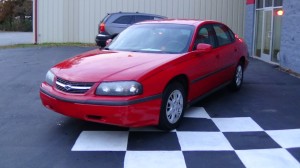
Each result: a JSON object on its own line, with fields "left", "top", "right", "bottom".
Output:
{"left": 229, "top": 62, "right": 244, "bottom": 91}
{"left": 158, "top": 82, "right": 186, "bottom": 130}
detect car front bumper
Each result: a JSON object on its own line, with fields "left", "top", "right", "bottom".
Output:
{"left": 40, "top": 83, "right": 162, "bottom": 127}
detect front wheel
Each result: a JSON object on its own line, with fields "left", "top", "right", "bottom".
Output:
{"left": 158, "top": 82, "right": 186, "bottom": 130}
{"left": 229, "top": 63, "right": 244, "bottom": 91}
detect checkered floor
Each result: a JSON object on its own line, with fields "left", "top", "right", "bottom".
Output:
{"left": 71, "top": 107, "right": 300, "bottom": 168}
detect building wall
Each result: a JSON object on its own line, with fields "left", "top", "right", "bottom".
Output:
{"left": 280, "top": 0, "right": 300, "bottom": 73}
{"left": 245, "top": 1, "right": 255, "bottom": 56}
{"left": 36, "top": 0, "right": 246, "bottom": 43}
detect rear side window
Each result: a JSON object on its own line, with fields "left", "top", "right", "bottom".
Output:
{"left": 135, "top": 15, "right": 153, "bottom": 23}
{"left": 113, "top": 16, "right": 134, "bottom": 24}
{"left": 213, "top": 24, "right": 233, "bottom": 46}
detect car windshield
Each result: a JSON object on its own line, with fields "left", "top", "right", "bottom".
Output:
{"left": 107, "top": 23, "right": 194, "bottom": 54}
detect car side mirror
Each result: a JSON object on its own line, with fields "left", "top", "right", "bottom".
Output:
{"left": 106, "top": 39, "right": 112, "bottom": 46}
{"left": 196, "top": 43, "right": 213, "bottom": 53}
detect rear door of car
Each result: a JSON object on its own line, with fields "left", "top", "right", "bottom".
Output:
{"left": 211, "top": 23, "right": 237, "bottom": 84}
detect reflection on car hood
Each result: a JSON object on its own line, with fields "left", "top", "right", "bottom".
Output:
{"left": 52, "top": 49, "right": 182, "bottom": 82}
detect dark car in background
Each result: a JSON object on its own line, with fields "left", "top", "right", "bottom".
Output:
{"left": 95, "top": 12, "right": 166, "bottom": 47}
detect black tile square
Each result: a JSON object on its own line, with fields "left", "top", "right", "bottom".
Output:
{"left": 224, "top": 132, "right": 281, "bottom": 150}
{"left": 127, "top": 132, "right": 180, "bottom": 151}
{"left": 177, "top": 118, "right": 220, "bottom": 132}
{"left": 287, "top": 147, "right": 300, "bottom": 163}
{"left": 183, "top": 151, "right": 245, "bottom": 168}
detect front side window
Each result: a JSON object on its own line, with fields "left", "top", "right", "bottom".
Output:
{"left": 194, "top": 25, "right": 216, "bottom": 49}
{"left": 213, "top": 24, "right": 233, "bottom": 46}
{"left": 107, "top": 24, "right": 194, "bottom": 54}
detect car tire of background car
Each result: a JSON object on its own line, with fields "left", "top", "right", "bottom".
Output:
{"left": 229, "top": 62, "right": 244, "bottom": 91}
{"left": 158, "top": 82, "right": 186, "bottom": 131}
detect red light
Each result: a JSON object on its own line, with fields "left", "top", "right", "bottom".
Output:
{"left": 99, "top": 23, "right": 105, "bottom": 32}
{"left": 276, "top": 10, "right": 284, "bottom": 16}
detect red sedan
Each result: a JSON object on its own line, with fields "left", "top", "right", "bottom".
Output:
{"left": 40, "top": 20, "right": 249, "bottom": 130}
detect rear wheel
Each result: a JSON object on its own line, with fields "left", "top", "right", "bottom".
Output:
{"left": 229, "top": 62, "right": 244, "bottom": 91}
{"left": 158, "top": 82, "right": 186, "bottom": 130}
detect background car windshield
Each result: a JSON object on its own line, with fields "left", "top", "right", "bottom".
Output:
{"left": 108, "top": 24, "right": 194, "bottom": 54}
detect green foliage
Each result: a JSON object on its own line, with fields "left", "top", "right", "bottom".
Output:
{"left": 0, "top": 0, "right": 32, "bottom": 31}
{"left": 0, "top": 20, "right": 32, "bottom": 31}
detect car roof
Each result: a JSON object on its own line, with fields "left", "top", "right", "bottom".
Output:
{"left": 136, "top": 19, "right": 222, "bottom": 27}
{"left": 107, "top": 12, "right": 166, "bottom": 17}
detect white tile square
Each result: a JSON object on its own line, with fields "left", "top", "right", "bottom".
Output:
{"left": 124, "top": 151, "right": 186, "bottom": 168}
{"left": 129, "top": 127, "right": 176, "bottom": 132}
{"left": 236, "top": 149, "right": 300, "bottom": 168}
{"left": 184, "top": 107, "right": 211, "bottom": 119}
{"left": 71, "top": 131, "right": 128, "bottom": 151}
{"left": 212, "top": 117, "right": 264, "bottom": 132}
{"left": 266, "top": 129, "right": 300, "bottom": 148}
{"left": 177, "top": 132, "right": 233, "bottom": 151}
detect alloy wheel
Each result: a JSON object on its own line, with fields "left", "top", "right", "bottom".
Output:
{"left": 166, "top": 90, "right": 183, "bottom": 124}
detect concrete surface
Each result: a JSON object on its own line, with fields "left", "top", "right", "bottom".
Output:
{"left": 0, "top": 47, "right": 299, "bottom": 168}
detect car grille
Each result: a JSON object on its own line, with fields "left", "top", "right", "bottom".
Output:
{"left": 56, "top": 77, "right": 94, "bottom": 94}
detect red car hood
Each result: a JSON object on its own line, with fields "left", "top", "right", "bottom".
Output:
{"left": 51, "top": 49, "right": 182, "bottom": 82}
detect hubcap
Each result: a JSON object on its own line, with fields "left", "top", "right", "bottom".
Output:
{"left": 235, "top": 65, "right": 243, "bottom": 86}
{"left": 166, "top": 90, "right": 183, "bottom": 124}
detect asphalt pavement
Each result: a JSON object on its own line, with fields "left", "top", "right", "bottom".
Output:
{"left": 0, "top": 47, "right": 299, "bottom": 168}
{"left": 0, "top": 32, "right": 33, "bottom": 46}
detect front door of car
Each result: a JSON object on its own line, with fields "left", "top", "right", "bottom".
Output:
{"left": 188, "top": 24, "right": 221, "bottom": 100}
{"left": 212, "top": 24, "right": 237, "bottom": 83}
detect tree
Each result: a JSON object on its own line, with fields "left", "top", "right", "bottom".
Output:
{"left": 0, "top": 0, "right": 15, "bottom": 26}
{"left": 14, "top": 0, "right": 32, "bottom": 22}
{"left": 0, "top": 0, "right": 32, "bottom": 30}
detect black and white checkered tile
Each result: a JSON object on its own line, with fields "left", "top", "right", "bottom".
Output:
{"left": 71, "top": 107, "right": 300, "bottom": 168}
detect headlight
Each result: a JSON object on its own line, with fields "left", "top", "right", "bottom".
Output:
{"left": 45, "top": 70, "right": 55, "bottom": 86}
{"left": 96, "top": 81, "right": 143, "bottom": 96}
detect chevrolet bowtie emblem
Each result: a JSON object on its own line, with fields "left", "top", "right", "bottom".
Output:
{"left": 64, "top": 85, "right": 72, "bottom": 91}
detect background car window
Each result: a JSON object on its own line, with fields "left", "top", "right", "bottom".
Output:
{"left": 213, "top": 24, "right": 232, "bottom": 46}
{"left": 135, "top": 15, "right": 153, "bottom": 23}
{"left": 194, "top": 26, "right": 216, "bottom": 49}
{"left": 113, "top": 16, "right": 134, "bottom": 24}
